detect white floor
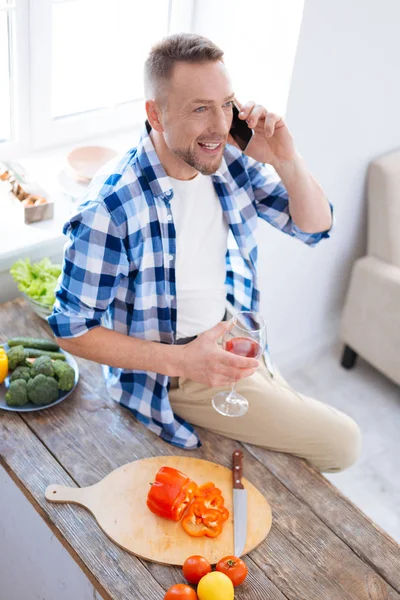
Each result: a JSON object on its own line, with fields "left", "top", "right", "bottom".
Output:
{"left": 284, "top": 343, "right": 400, "bottom": 544}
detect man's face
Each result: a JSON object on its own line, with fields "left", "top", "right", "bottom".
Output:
{"left": 159, "top": 60, "right": 234, "bottom": 176}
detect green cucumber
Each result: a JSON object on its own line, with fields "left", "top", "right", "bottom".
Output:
{"left": 24, "top": 348, "right": 66, "bottom": 360}
{"left": 8, "top": 337, "right": 60, "bottom": 352}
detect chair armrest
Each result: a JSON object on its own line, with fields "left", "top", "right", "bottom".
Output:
{"left": 340, "top": 256, "right": 400, "bottom": 384}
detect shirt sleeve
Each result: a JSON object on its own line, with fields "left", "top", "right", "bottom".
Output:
{"left": 243, "top": 153, "right": 334, "bottom": 247}
{"left": 47, "top": 199, "right": 129, "bottom": 339}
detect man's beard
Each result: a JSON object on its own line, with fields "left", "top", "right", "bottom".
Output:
{"left": 173, "top": 143, "right": 225, "bottom": 176}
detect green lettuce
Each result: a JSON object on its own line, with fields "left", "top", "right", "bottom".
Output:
{"left": 10, "top": 258, "right": 62, "bottom": 307}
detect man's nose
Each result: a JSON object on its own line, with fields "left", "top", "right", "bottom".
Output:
{"left": 209, "top": 107, "right": 230, "bottom": 136}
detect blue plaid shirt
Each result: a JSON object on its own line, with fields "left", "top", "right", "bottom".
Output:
{"left": 48, "top": 122, "right": 333, "bottom": 449}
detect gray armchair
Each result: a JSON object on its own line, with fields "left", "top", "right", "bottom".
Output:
{"left": 340, "top": 148, "right": 400, "bottom": 385}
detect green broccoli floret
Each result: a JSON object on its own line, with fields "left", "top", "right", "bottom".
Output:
{"left": 5, "top": 379, "right": 28, "bottom": 406}
{"left": 26, "top": 374, "right": 59, "bottom": 405}
{"left": 53, "top": 360, "right": 75, "bottom": 392}
{"left": 32, "top": 355, "right": 54, "bottom": 377}
{"left": 6, "top": 345, "right": 26, "bottom": 370}
{"left": 9, "top": 366, "right": 32, "bottom": 383}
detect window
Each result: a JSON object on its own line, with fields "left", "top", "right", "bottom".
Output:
{"left": 0, "top": 3, "right": 13, "bottom": 143}
{"left": 0, "top": 0, "right": 194, "bottom": 158}
{"left": 51, "top": 0, "right": 170, "bottom": 118}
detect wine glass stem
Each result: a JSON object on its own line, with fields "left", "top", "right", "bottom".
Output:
{"left": 227, "top": 382, "right": 237, "bottom": 402}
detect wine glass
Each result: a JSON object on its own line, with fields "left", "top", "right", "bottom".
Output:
{"left": 211, "top": 310, "right": 266, "bottom": 417}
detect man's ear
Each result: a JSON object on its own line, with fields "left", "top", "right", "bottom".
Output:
{"left": 145, "top": 100, "right": 164, "bottom": 133}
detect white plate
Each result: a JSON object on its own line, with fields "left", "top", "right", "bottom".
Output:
{"left": 0, "top": 345, "right": 80, "bottom": 412}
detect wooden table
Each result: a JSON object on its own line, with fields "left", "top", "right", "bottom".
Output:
{"left": 1, "top": 298, "right": 399, "bottom": 600}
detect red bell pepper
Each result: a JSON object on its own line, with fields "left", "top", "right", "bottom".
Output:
{"left": 193, "top": 482, "right": 229, "bottom": 521}
{"left": 146, "top": 466, "right": 197, "bottom": 522}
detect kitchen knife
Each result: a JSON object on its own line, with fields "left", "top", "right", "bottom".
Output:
{"left": 232, "top": 449, "right": 248, "bottom": 557}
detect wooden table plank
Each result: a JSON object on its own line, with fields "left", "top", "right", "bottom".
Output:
{"left": 1, "top": 298, "right": 400, "bottom": 600}
{"left": 243, "top": 442, "right": 400, "bottom": 593}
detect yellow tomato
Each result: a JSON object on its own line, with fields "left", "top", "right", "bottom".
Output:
{"left": 0, "top": 348, "right": 8, "bottom": 384}
{"left": 197, "top": 571, "right": 234, "bottom": 600}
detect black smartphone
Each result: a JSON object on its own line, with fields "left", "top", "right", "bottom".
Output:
{"left": 229, "top": 102, "right": 253, "bottom": 151}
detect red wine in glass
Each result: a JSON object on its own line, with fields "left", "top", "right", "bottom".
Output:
{"left": 225, "top": 337, "right": 262, "bottom": 359}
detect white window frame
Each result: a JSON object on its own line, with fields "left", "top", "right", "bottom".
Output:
{"left": 0, "top": 0, "right": 30, "bottom": 159}
{"left": 0, "top": 0, "right": 194, "bottom": 159}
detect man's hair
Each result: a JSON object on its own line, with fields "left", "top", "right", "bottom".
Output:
{"left": 144, "top": 33, "right": 224, "bottom": 101}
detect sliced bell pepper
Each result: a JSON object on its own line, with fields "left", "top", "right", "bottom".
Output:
{"left": 181, "top": 502, "right": 224, "bottom": 538}
{"left": 202, "top": 490, "right": 226, "bottom": 511}
{"left": 0, "top": 347, "right": 8, "bottom": 384}
{"left": 214, "top": 504, "right": 229, "bottom": 522}
{"left": 146, "top": 466, "right": 197, "bottom": 522}
{"left": 193, "top": 482, "right": 229, "bottom": 521}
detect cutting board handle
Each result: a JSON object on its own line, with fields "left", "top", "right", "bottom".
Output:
{"left": 45, "top": 484, "right": 90, "bottom": 506}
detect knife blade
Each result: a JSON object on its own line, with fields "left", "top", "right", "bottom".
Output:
{"left": 232, "top": 449, "right": 248, "bottom": 557}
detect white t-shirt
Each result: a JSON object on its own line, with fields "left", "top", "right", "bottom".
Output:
{"left": 169, "top": 173, "right": 229, "bottom": 339}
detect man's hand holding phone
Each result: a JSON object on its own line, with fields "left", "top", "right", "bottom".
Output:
{"left": 229, "top": 98, "right": 297, "bottom": 167}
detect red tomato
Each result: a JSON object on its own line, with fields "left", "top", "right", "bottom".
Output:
{"left": 182, "top": 555, "right": 212, "bottom": 585}
{"left": 164, "top": 583, "right": 197, "bottom": 600}
{"left": 215, "top": 555, "right": 248, "bottom": 586}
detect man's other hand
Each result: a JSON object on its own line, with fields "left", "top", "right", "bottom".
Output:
{"left": 179, "top": 320, "right": 260, "bottom": 387}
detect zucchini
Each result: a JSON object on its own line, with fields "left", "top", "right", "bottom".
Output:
{"left": 8, "top": 337, "right": 60, "bottom": 352}
{"left": 24, "top": 348, "right": 66, "bottom": 361}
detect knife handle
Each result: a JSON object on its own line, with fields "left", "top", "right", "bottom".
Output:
{"left": 232, "top": 449, "right": 244, "bottom": 490}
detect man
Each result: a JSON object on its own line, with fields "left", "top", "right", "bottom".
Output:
{"left": 49, "top": 33, "right": 361, "bottom": 472}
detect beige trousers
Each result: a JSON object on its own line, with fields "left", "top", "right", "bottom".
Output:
{"left": 169, "top": 352, "right": 361, "bottom": 473}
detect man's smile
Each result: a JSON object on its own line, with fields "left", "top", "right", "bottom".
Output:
{"left": 197, "top": 141, "right": 224, "bottom": 155}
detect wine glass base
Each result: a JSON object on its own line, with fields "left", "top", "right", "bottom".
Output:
{"left": 211, "top": 391, "right": 249, "bottom": 417}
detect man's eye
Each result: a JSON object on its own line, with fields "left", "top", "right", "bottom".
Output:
{"left": 195, "top": 106, "right": 207, "bottom": 113}
{"left": 224, "top": 101, "right": 234, "bottom": 108}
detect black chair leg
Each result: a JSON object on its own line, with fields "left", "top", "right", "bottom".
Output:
{"left": 341, "top": 345, "right": 358, "bottom": 369}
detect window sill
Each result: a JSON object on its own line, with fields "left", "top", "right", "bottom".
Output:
{"left": 0, "top": 125, "right": 142, "bottom": 272}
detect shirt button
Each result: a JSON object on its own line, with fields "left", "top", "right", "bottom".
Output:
{"left": 168, "top": 254, "right": 174, "bottom": 261}
{"left": 167, "top": 214, "right": 172, "bottom": 221}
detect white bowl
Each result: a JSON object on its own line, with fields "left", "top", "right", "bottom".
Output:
{"left": 66, "top": 145, "right": 117, "bottom": 182}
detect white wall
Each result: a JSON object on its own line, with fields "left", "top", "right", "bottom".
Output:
{"left": 193, "top": 0, "right": 400, "bottom": 370}
{"left": 192, "top": 0, "right": 304, "bottom": 116}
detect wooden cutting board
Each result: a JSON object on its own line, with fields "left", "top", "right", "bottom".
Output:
{"left": 45, "top": 455, "right": 272, "bottom": 566}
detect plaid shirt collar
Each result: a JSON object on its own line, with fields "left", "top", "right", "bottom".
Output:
{"left": 136, "top": 121, "right": 253, "bottom": 269}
